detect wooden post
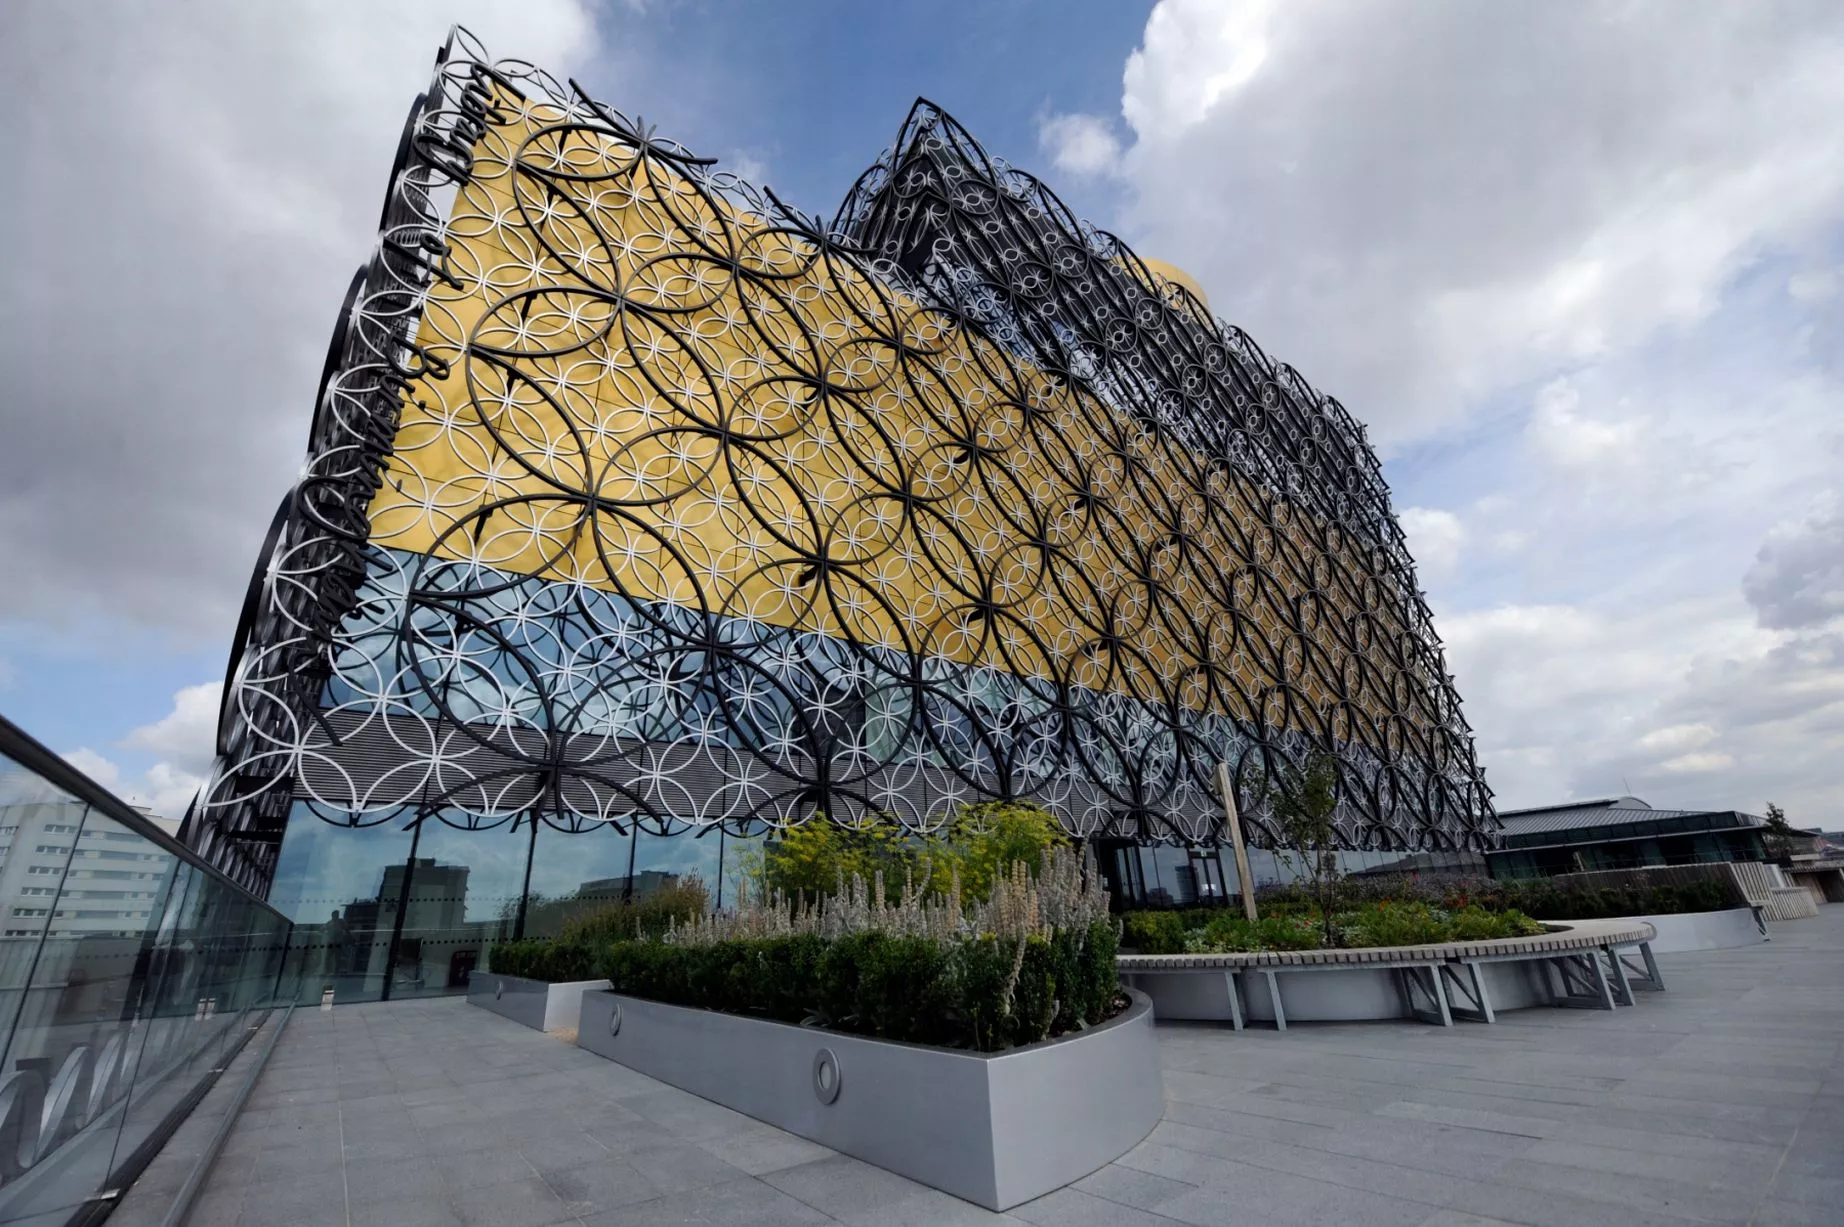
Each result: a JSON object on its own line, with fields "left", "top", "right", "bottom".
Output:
{"left": 1216, "top": 760, "right": 1258, "bottom": 922}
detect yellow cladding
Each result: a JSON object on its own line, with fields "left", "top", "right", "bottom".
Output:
{"left": 367, "top": 93, "right": 1430, "bottom": 740}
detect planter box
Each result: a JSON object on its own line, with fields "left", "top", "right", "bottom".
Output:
{"left": 468, "top": 972, "right": 610, "bottom": 1032}
{"left": 1603, "top": 906, "right": 1763, "bottom": 953}
{"left": 576, "top": 989, "right": 1162, "bottom": 1211}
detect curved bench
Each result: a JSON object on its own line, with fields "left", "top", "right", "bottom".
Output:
{"left": 1117, "top": 919, "right": 1660, "bottom": 1030}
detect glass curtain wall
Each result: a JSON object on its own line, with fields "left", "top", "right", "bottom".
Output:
{"left": 271, "top": 813, "right": 771, "bottom": 1004}
{"left": 0, "top": 716, "right": 294, "bottom": 1226}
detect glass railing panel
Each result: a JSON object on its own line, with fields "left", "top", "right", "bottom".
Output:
{"left": 0, "top": 719, "right": 295, "bottom": 1225}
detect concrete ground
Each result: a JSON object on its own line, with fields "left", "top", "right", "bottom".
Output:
{"left": 174, "top": 908, "right": 1842, "bottom": 1227}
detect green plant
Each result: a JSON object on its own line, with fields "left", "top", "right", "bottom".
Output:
{"left": 761, "top": 816, "right": 917, "bottom": 900}
{"left": 487, "top": 937, "right": 598, "bottom": 982}
{"left": 1762, "top": 803, "right": 1796, "bottom": 863}
{"left": 560, "top": 876, "right": 710, "bottom": 944}
{"left": 590, "top": 843, "right": 1118, "bottom": 1053}
{"left": 596, "top": 918, "right": 1121, "bottom": 1053}
{"left": 1121, "top": 911, "right": 1187, "bottom": 954}
{"left": 1261, "top": 751, "right": 1343, "bottom": 946}
{"left": 940, "top": 801, "right": 1068, "bottom": 903}
{"left": 1448, "top": 905, "right": 1543, "bottom": 941}
{"left": 1191, "top": 912, "right": 1321, "bottom": 952}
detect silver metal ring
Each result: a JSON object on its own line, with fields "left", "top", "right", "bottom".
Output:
{"left": 495, "top": 980, "right": 503, "bottom": 1000}
{"left": 812, "top": 1047, "right": 841, "bottom": 1105}
{"left": 608, "top": 1001, "right": 622, "bottom": 1037}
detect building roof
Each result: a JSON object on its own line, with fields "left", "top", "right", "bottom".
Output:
{"left": 1495, "top": 796, "right": 1763, "bottom": 841}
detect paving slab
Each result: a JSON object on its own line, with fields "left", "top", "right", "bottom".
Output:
{"left": 157, "top": 907, "right": 1840, "bottom": 1226}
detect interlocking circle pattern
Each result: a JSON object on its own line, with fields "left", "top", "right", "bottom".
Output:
{"left": 184, "top": 31, "right": 1495, "bottom": 893}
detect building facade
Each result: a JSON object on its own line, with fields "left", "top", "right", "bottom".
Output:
{"left": 1486, "top": 796, "right": 1773, "bottom": 879}
{"left": 181, "top": 30, "right": 1495, "bottom": 998}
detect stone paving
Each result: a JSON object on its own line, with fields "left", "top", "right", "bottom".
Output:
{"left": 179, "top": 907, "right": 1842, "bottom": 1226}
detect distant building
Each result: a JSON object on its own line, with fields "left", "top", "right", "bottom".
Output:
{"left": 0, "top": 785, "right": 173, "bottom": 940}
{"left": 1487, "top": 796, "right": 1772, "bottom": 879}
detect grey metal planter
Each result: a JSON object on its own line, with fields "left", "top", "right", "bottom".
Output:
{"left": 576, "top": 988, "right": 1163, "bottom": 1210}
{"left": 467, "top": 972, "right": 610, "bottom": 1032}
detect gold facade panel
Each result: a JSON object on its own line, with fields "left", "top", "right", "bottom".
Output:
{"left": 367, "top": 94, "right": 1427, "bottom": 754}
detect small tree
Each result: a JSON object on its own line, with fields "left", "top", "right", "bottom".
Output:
{"left": 1265, "top": 751, "right": 1343, "bottom": 947}
{"left": 1762, "top": 803, "right": 1797, "bottom": 864}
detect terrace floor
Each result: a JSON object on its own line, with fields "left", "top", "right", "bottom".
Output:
{"left": 159, "top": 907, "right": 1842, "bottom": 1227}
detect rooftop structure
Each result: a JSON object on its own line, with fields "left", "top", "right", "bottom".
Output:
{"left": 1489, "top": 795, "right": 1773, "bottom": 878}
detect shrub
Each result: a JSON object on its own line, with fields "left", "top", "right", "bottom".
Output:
{"left": 940, "top": 801, "right": 1068, "bottom": 904}
{"left": 762, "top": 818, "right": 917, "bottom": 901}
{"left": 1448, "top": 905, "right": 1543, "bottom": 941}
{"left": 560, "top": 876, "right": 711, "bottom": 944}
{"left": 758, "top": 801, "right": 1069, "bottom": 905}
{"left": 595, "top": 918, "right": 1120, "bottom": 1053}
{"left": 1346, "top": 901, "right": 1449, "bottom": 947}
{"left": 1121, "top": 911, "right": 1187, "bottom": 954}
{"left": 1193, "top": 913, "right": 1321, "bottom": 952}
{"left": 487, "top": 938, "right": 598, "bottom": 982}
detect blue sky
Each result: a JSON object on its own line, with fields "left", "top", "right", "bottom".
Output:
{"left": 4, "top": 1, "right": 1841, "bottom": 826}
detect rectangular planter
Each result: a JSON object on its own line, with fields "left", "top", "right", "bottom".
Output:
{"left": 467, "top": 972, "right": 610, "bottom": 1032}
{"left": 576, "top": 989, "right": 1163, "bottom": 1211}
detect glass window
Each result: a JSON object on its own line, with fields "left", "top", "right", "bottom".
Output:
{"left": 268, "top": 809, "right": 414, "bottom": 1005}
{"left": 522, "top": 821, "right": 641, "bottom": 940}
{"left": 388, "top": 816, "right": 532, "bottom": 998}
{"left": 630, "top": 820, "right": 722, "bottom": 910}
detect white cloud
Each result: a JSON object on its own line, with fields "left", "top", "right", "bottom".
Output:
{"left": 1660, "top": 751, "right": 1735, "bottom": 775}
{"left": 1082, "top": 1, "right": 1844, "bottom": 822}
{"left": 61, "top": 748, "right": 123, "bottom": 794}
{"left": 0, "top": 1, "right": 599, "bottom": 638}
{"left": 1037, "top": 113, "right": 1123, "bottom": 178}
{"left": 1526, "top": 379, "right": 1644, "bottom": 471}
{"left": 1440, "top": 591, "right": 1842, "bottom": 819}
{"left": 1635, "top": 723, "right": 1716, "bottom": 755}
{"left": 1102, "top": 0, "right": 1844, "bottom": 443}
{"left": 57, "top": 681, "right": 226, "bottom": 822}
{"left": 1788, "top": 267, "right": 1842, "bottom": 304}
{"left": 1121, "top": 0, "right": 1277, "bottom": 137}
{"left": 1398, "top": 507, "right": 1465, "bottom": 579}
{"left": 1744, "top": 492, "right": 1844, "bottom": 630}
{"left": 122, "top": 681, "right": 221, "bottom": 778}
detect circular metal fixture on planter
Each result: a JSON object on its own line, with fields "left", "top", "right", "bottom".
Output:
{"left": 609, "top": 1001, "right": 623, "bottom": 1037}
{"left": 812, "top": 1048, "right": 842, "bottom": 1105}
{"left": 495, "top": 981, "right": 504, "bottom": 1000}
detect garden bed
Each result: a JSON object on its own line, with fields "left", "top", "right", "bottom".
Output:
{"left": 576, "top": 986, "right": 1162, "bottom": 1210}
{"left": 1121, "top": 918, "right": 1659, "bottom": 1025}
{"left": 466, "top": 971, "right": 609, "bottom": 1032}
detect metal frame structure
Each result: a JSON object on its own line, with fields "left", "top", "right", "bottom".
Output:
{"left": 182, "top": 29, "right": 1495, "bottom": 897}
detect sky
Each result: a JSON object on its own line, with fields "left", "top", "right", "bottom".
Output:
{"left": 2, "top": 0, "right": 1839, "bottom": 828}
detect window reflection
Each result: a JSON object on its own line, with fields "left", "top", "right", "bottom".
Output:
{"left": 523, "top": 822, "right": 639, "bottom": 939}
{"left": 0, "top": 741, "right": 294, "bottom": 1223}
{"left": 390, "top": 818, "right": 529, "bottom": 998}
{"left": 268, "top": 812, "right": 413, "bottom": 1003}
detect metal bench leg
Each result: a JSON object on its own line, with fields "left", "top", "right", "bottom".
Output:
{"left": 1398, "top": 967, "right": 1453, "bottom": 1027}
{"left": 1603, "top": 947, "right": 1634, "bottom": 1007}
{"left": 1222, "top": 970, "right": 1244, "bottom": 1031}
{"left": 1260, "top": 969, "right": 1286, "bottom": 1031}
{"left": 1640, "top": 942, "right": 1664, "bottom": 991}
{"left": 1590, "top": 951, "right": 1616, "bottom": 1009}
{"left": 1545, "top": 953, "right": 1617, "bottom": 1010}
{"left": 1444, "top": 960, "right": 1494, "bottom": 1024}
